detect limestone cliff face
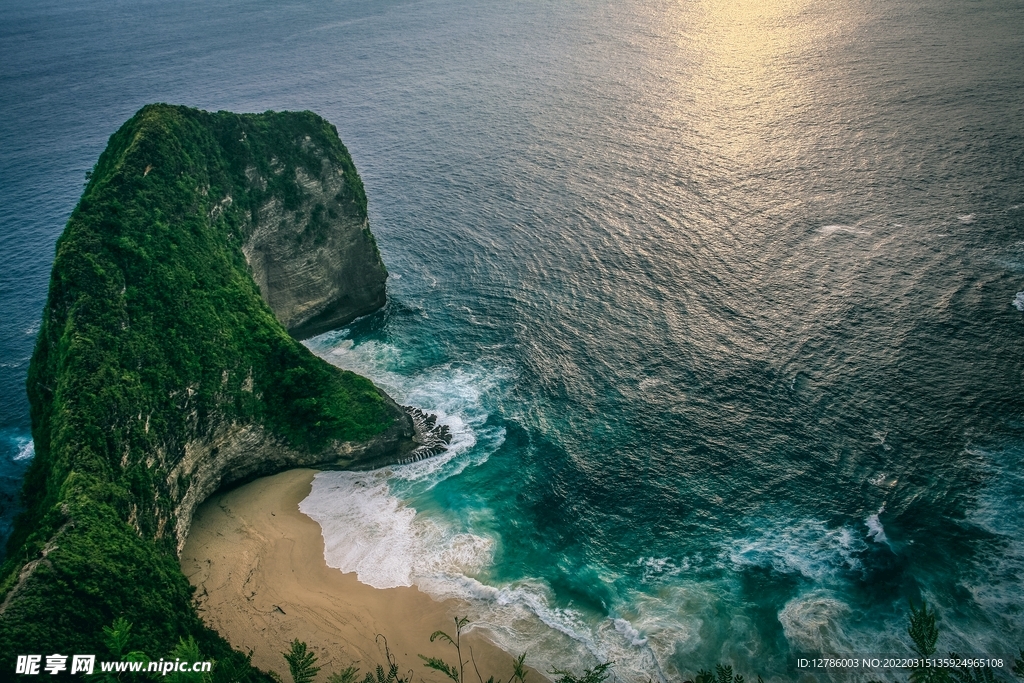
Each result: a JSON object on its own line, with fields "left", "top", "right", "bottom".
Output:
{"left": 242, "top": 149, "right": 388, "bottom": 340}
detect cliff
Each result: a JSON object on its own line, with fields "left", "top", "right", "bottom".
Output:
{"left": 241, "top": 134, "right": 388, "bottom": 340}
{"left": 0, "top": 104, "right": 422, "bottom": 676}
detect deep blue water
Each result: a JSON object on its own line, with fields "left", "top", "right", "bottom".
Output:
{"left": 2, "top": 0, "right": 1023, "bottom": 679}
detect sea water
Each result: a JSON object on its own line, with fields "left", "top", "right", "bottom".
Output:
{"left": 1, "top": 0, "right": 1023, "bottom": 679}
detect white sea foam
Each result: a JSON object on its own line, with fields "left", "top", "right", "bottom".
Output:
{"left": 613, "top": 618, "right": 648, "bottom": 647}
{"left": 868, "top": 472, "right": 897, "bottom": 488}
{"left": 367, "top": 540, "right": 671, "bottom": 680}
{"left": 865, "top": 505, "right": 887, "bottom": 544}
{"left": 14, "top": 438, "right": 34, "bottom": 461}
{"left": 817, "top": 225, "right": 870, "bottom": 237}
{"left": 1013, "top": 291, "right": 1024, "bottom": 312}
{"left": 957, "top": 214, "right": 976, "bottom": 223}
{"left": 778, "top": 590, "right": 852, "bottom": 653}
{"left": 728, "top": 519, "right": 868, "bottom": 580}
{"left": 625, "top": 587, "right": 705, "bottom": 665}
{"left": 307, "top": 333, "right": 510, "bottom": 480}
{"left": 329, "top": 339, "right": 354, "bottom": 354}
{"left": 299, "top": 333, "right": 507, "bottom": 584}
{"left": 638, "top": 377, "right": 662, "bottom": 392}
{"left": 637, "top": 556, "right": 687, "bottom": 583}
{"left": 300, "top": 469, "right": 495, "bottom": 588}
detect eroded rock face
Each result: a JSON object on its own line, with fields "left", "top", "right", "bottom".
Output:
{"left": 243, "top": 154, "right": 388, "bottom": 340}
{"left": 168, "top": 401, "right": 455, "bottom": 552}
{"left": 170, "top": 408, "right": 414, "bottom": 553}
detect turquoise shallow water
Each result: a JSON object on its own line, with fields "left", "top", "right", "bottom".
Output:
{"left": 2, "top": 0, "right": 1023, "bottom": 679}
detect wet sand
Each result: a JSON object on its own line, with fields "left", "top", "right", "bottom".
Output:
{"left": 180, "top": 469, "right": 530, "bottom": 682}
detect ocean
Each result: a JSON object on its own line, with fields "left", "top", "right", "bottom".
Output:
{"left": 1, "top": 0, "right": 1023, "bottom": 679}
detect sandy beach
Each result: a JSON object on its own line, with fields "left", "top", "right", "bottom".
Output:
{"left": 180, "top": 469, "right": 531, "bottom": 682}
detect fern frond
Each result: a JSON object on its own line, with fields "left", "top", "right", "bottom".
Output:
{"left": 420, "top": 655, "right": 461, "bottom": 682}
{"left": 431, "top": 630, "right": 457, "bottom": 645}
{"left": 508, "top": 653, "right": 528, "bottom": 683}
{"left": 908, "top": 600, "right": 940, "bottom": 658}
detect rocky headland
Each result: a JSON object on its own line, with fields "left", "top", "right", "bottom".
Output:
{"left": 0, "top": 104, "right": 444, "bottom": 678}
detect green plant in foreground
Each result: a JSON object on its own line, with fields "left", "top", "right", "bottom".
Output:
{"left": 549, "top": 661, "right": 612, "bottom": 683}
{"left": 99, "top": 617, "right": 150, "bottom": 682}
{"left": 103, "top": 617, "right": 149, "bottom": 664}
{"left": 907, "top": 600, "right": 944, "bottom": 683}
{"left": 284, "top": 640, "right": 321, "bottom": 683}
{"left": 691, "top": 663, "right": 764, "bottom": 683}
{"left": 421, "top": 616, "right": 470, "bottom": 682}
{"left": 286, "top": 635, "right": 410, "bottom": 683}
{"left": 167, "top": 636, "right": 214, "bottom": 683}
{"left": 356, "top": 635, "right": 411, "bottom": 683}
{"left": 421, "top": 616, "right": 528, "bottom": 683}
{"left": 96, "top": 617, "right": 228, "bottom": 683}
{"left": 688, "top": 663, "right": 761, "bottom": 683}
{"left": 326, "top": 666, "right": 363, "bottom": 683}
{"left": 867, "top": 600, "right": 1024, "bottom": 683}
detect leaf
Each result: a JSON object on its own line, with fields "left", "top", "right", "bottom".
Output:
{"left": 908, "top": 601, "right": 940, "bottom": 658}
{"left": 327, "top": 666, "right": 362, "bottom": 683}
{"left": 419, "top": 655, "right": 461, "bottom": 682}
{"left": 550, "top": 662, "right": 612, "bottom": 683}
{"left": 508, "top": 652, "right": 528, "bottom": 683}
{"left": 283, "top": 640, "right": 321, "bottom": 683}
{"left": 102, "top": 617, "right": 133, "bottom": 658}
{"left": 430, "top": 630, "right": 457, "bottom": 646}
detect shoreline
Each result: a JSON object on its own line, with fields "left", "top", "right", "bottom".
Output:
{"left": 180, "top": 468, "right": 532, "bottom": 682}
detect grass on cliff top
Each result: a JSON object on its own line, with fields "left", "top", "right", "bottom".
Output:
{"left": 0, "top": 104, "right": 395, "bottom": 677}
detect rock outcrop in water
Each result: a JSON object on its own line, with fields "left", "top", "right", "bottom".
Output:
{"left": 0, "top": 104, "right": 436, "bottom": 676}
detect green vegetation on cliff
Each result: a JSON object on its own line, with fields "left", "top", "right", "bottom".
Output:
{"left": 0, "top": 104, "right": 400, "bottom": 676}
